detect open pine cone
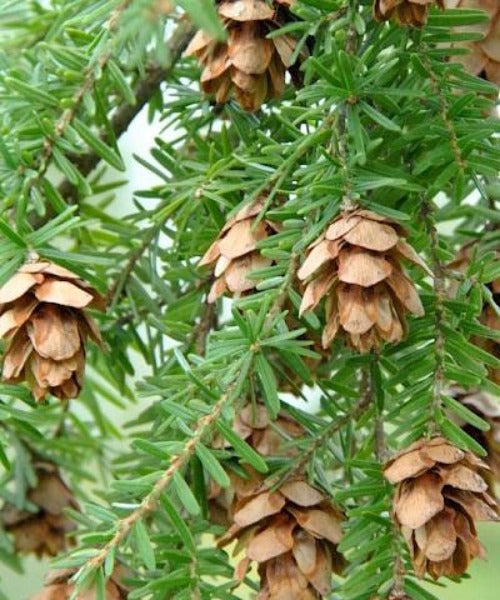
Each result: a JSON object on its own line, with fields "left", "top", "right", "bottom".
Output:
{"left": 218, "top": 473, "right": 345, "bottom": 599}
{"left": 213, "top": 402, "right": 344, "bottom": 598}
{"left": 185, "top": 0, "right": 301, "bottom": 111}
{"left": 384, "top": 437, "right": 499, "bottom": 579}
{"left": 0, "top": 463, "right": 77, "bottom": 558}
{"left": 30, "top": 566, "right": 129, "bottom": 600}
{"left": 0, "top": 258, "right": 104, "bottom": 401}
{"left": 450, "top": 387, "right": 500, "bottom": 490}
{"left": 297, "top": 209, "right": 429, "bottom": 353}
{"left": 200, "top": 198, "right": 279, "bottom": 302}
{"left": 374, "top": 0, "right": 444, "bottom": 26}
{"left": 445, "top": 0, "right": 500, "bottom": 84}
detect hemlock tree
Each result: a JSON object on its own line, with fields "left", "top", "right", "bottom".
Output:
{"left": 0, "top": 0, "right": 498, "bottom": 599}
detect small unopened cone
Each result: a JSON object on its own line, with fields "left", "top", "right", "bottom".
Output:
{"left": 199, "top": 199, "right": 280, "bottom": 302}
{"left": 298, "top": 209, "right": 428, "bottom": 353}
{"left": 383, "top": 437, "right": 499, "bottom": 579}
{"left": 185, "top": 0, "right": 303, "bottom": 111}
{"left": 374, "top": 0, "right": 444, "bottom": 27}
{"left": 0, "top": 258, "right": 104, "bottom": 401}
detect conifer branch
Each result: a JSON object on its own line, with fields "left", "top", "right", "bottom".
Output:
{"left": 85, "top": 372, "right": 242, "bottom": 575}
{"left": 55, "top": 18, "right": 194, "bottom": 206}
{"left": 422, "top": 202, "right": 447, "bottom": 434}
{"left": 25, "top": 1, "right": 133, "bottom": 201}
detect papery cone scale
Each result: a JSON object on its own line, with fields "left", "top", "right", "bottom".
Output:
{"left": 214, "top": 402, "right": 345, "bottom": 598}
{"left": 374, "top": 0, "right": 445, "bottom": 27}
{"left": 383, "top": 437, "right": 498, "bottom": 579}
{"left": 444, "top": 0, "right": 500, "bottom": 84}
{"left": 185, "top": 0, "right": 303, "bottom": 111}
{"left": 199, "top": 198, "right": 280, "bottom": 303}
{"left": 30, "top": 566, "right": 129, "bottom": 600}
{"left": 0, "top": 258, "right": 104, "bottom": 402}
{"left": 298, "top": 209, "right": 428, "bottom": 353}
{"left": 0, "top": 463, "right": 77, "bottom": 558}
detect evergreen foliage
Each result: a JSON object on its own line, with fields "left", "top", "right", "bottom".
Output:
{"left": 0, "top": 0, "right": 498, "bottom": 599}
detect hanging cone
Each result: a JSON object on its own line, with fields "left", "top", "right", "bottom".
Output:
{"left": 0, "top": 258, "right": 104, "bottom": 402}
{"left": 218, "top": 470, "right": 345, "bottom": 599}
{"left": 449, "top": 387, "right": 500, "bottom": 492}
{"left": 444, "top": 0, "right": 500, "bottom": 84}
{"left": 30, "top": 565, "right": 129, "bottom": 600}
{"left": 448, "top": 242, "right": 499, "bottom": 384}
{"left": 297, "top": 209, "right": 428, "bottom": 353}
{"left": 199, "top": 198, "right": 280, "bottom": 303}
{"left": 185, "top": 0, "right": 303, "bottom": 111}
{"left": 0, "top": 463, "right": 77, "bottom": 558}
{"left": 374, "top": 0, "right": 444, "bottom": 27}
{"left": 383, "top": 437, "right": 499, "bottom": 580}
{"left": 214, "top": 402, "right": 345, "bottom": 598}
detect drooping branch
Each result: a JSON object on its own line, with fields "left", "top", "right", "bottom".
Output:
{"left": 26, "top": 0, "right": 133, "bottom": 201}
{"left": 55, "top": 18, "right": 195, "bottom": 205}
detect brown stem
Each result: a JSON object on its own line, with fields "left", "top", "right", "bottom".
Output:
{"left": 86, "top": 375, "right": 240, "bottom": 574}
{"left": 26, "top": 1, "right": 133, "bottom": 204}
{"left": 58, "top": 18, "right": 194, "bottom": 202}
{"left": 194, "top": 301, "right": 217, "bottom": 356}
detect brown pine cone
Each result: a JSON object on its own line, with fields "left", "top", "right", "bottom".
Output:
{"left": 448, "top": 242, "right": 499, "bottom": 385}
{"left": 445, "top": 0, "right": 500, "bottom": 84}
{"left": 450, "top": 387, "right": 500, "bottom": 491}
{"left": 185, "top": 0, "right": 302, "bottom": 111}
{"left": 374, "top": 0, "right": 444, "bottom": 26}
{"left": 218, "top": 473, "right": 345, "bottom": 599}
{"left": 0, "top": 463, "right": 77, "bottom": 558}
{"left": 384, "top": 437, "right": 499, "bottom": 579}
{"left": 199, "top": 198, "right": 280, "bottom": 302}
{"left": 0, "top": 258, "right": 104, "bottom": 401}
{"left": 30, "top": 565, "right": 129, "bottom": 600}
{"left": 297, "top": 209, "right": 428, "bottom": 353}
{"left": 212, "top": 402, "right": 344, "bottom": 598}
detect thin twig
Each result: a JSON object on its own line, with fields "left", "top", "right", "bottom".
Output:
{"left": 33, "top": 18, "right": 194, "bottom": 222}
{"left": 85, "top": 376, "right": 240, "bottom": 574}
{"left": 421, "top": 53, "right": 466, "bottom": 173}
{"left": 26, "top": 1, "right": 133, "bottom": 201}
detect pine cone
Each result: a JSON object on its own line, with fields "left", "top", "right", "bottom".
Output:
{"left": 445, "top": 0, "right": 500, "bottom": 84}
{"left": 218, "top": 474, "right": 345, "bottom": 599}
{"left": 448, "top": 242, "right": 499, "bottom": 384}
{"left": 185, "top": 0, "right": 301, "bottom": 111}
{"left": 0, "top": 258, "right": 104, "bottom": 401}
{"left": 451, "top": 387, "right": 500, "bottom": 490}
{"left": 30, "top": 566, "right": 129, "bottom": 600}
{"left": 213, "top": 403, "right": 344, "bottom": 598}
{"left": 383, "top": 437, "right": 499, "bottom": 579}
{"left": 374, "top": 0, "right": 444, "bottom": 26}
{"left": 200, "top": 199, "right": 279, "bottom": 302}
{"left": 0, "top": 463, "right": 77, "bottom": 558}
{"left": 209, "top": 403, "right": 304, "bottom": 524}
{"left": 297, "top": 209, "right": 428, "bottom": 353}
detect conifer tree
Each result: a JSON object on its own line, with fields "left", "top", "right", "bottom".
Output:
{"left": 0, "top": 1, "right": 498, "bottom": 599}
